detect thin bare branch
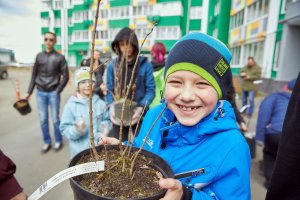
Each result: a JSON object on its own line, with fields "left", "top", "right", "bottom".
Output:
{"left": 130, "top": 104, "right": 167, "bottom": 176}
{"left": 88, "top": 0, "right": 102, "bottom": 161}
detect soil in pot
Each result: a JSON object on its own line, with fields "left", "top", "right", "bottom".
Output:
{"left": 72, "top": 146, "right": 172, "bottom": 199}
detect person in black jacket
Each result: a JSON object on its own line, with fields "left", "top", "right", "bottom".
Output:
{"left": 26, "top": 31, "right": 69, "bottom": 153}
{"left": 265, "top": 73, "right": 300, "bottom": 200}
{"left": 80, "top": 50, "right": 107, "bottom": 99}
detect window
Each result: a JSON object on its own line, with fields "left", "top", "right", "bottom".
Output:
{"left": 96, "top": 30, "right": 108, "bottom": 39}
{"left": 41, "top": 18, "right": 50, "bottom": 27}
{"left": 72, "top": 0, "right": 83, "bottom": 5}
{"left": 273, "top": 41, "right": 281, "bottom": 70}
{"left": 156, "top": 26, "right": 180, "bottom": 39}
{"left": 68, "top": 54, "right": 76, "bottom": 67}
{"left": 56, "top": 36, "right": 61, "bottom": 44}
{"left": 109, "top": 28, "right": 121, "bottom": 40}
{"left": 110, "top": 7, "right": 129, "bottom": 18}
{"left": 190, "top": 6, "right": 202, "bottom": 19}
{"left": 73, "top": 11, "right": 89, "bottom": 22}
{"left": 133, "top": 5, "right": 153, "bottom": 16}
{"left": 68, "top": 35, "right": 73, "bottom": 44}
{"left": 247, "top": 0, "right": 269, "bottom": 22}
{"left": 68, "top": 18, "right": 73, "bottom": 26}
{"left": 243, "top": 41, "right": 264, "bottom": 66}
{"left": 54, "top": 18, "right": 61, "bottom": 27}
{"left": 213, "top": 29, "right": 218, "bottom": 38}
{"left": 53, "top": 0, "right": 62, "bottom": 9}
{"left": 73, "top": 31, "right": 89, "bottom": 41}
{"left": 230, "top": 10, "right": 244, "bottom": 29}
{"left": 214, "top": 1, "right": 220, "bottom": 16}
{"left": 136, "top": 26, "right": 149, "bottom": 39}
{"left": 41, "top": 1, "right": 51, "bottom": 10}
{"left": 230, "top": 46, "right": 241, "bottom": 65}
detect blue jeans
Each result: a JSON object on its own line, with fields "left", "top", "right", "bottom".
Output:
{"left": 36, "top": 90, "right": 62, "bottom": 144}
{"left": 242, "top": 90, "right": 256, "bottom": 116}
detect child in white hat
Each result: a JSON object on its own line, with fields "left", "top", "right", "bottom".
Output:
{"left": 60, "top": 67, "right": 111, "bottom": 158}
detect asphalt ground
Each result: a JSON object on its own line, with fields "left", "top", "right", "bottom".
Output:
{"left": 0, "top": 68, "right": 266, "bottom": 199}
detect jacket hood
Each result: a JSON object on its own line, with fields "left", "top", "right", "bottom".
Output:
{"left": 159, "top": 100, "right": 239, "bottom": 145}
{"left": 276, "top": 91, "right": 291, "bottom": 99}
{"left": 111, "top": 27, "right": 139, "bottom": 56}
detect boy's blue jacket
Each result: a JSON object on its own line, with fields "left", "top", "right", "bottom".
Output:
{"left": 60, "top": 94, "right": 111, "bottom": 158}
{"left": 134, "top": 100, "right": 251, "bottom": 199}
{"left": 255, "top": 91, "right": 291, "bottom": 142}
{"left": 105, "top": 57, "right": 155, "bottom": 107}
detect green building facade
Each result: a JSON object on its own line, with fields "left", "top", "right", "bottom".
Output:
{"left": 40, "top": 0, "right": 230, "bottom": 67}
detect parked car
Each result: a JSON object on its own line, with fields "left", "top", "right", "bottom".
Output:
{"left": 0, "top": 61, "right": 8, "bottom": 79}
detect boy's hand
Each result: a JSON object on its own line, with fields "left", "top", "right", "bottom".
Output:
{"left": 98, "top": 136, "right": 120, "bottom": 145}
{"left": 10, "top": 192, "right": 27, "bottom": 200}
{"left": 159, "top": 178, "right": 183, "bottom": 200}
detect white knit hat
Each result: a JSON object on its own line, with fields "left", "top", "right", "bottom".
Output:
{"left": 74, "top": 67, "right": 96, "bottom": 86}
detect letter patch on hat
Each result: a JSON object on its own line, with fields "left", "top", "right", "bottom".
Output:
{"left": 214, "top": 58, "right": 229, "bottom": 79}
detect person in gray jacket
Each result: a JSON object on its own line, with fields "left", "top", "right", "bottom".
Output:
{"left": 27, "top": 31, "right": 69, "bottom": 153}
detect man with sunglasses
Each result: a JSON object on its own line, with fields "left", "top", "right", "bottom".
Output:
{"left": 27, "top": 31, "right": 69, "bottom": 153}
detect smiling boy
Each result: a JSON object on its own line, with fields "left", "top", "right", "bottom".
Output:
{"left": 100, "top": 32, "right": 251, "bottom": 199}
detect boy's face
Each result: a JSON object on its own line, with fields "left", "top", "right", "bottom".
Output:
{"left": 118, "top": 41, "right": 134, "bottom": 58}
{"left": 78, "top": 80, "right": 94, "bottom": 97}
{"left": 165, "top": 70, "right": 218, "bottom": 126}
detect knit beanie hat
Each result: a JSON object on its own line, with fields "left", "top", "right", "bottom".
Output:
{"left": 74, "top": 67, "right": 96, "bottom": 86}
{"left": 164, "top": 32, "right": 233, "bottom": 99}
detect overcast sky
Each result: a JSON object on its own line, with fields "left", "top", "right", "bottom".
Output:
{"left": 0, "top": 0, "right": 41, "bottom": 63}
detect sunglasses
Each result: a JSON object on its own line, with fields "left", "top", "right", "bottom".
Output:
{"left": 44, "top": 38, "right": 54, "bottom": 42}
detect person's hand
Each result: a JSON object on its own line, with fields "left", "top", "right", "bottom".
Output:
{"left": 100, "top": 83, "right": 107, "bottom": 95}
{"left": 10, "top": 192, "right": 27, "bottom": 200}
{"left": 98, "top": 136, "right": 120, "bottom": 145}
{"left": 131, "top": 107, "right": 143, "bottom": 125}
{"left": 109, "top": 105, "right": 121, "bottom": 125}
{"left": 25, "top": 94, "right": 31, "bottom": 101}
{"left": 74, "top": 118, "right": 87, "bottom": 134}
{"left": 243, "top": 74, "right": 250, "bottom": 80}
{"left": 240, "top": 72, "right": 246, "bottom": 77}
{"left": 239, "top": 122, "right": 248, "bottom": 133}
{"left": 159, "top": 178, "right": 183, "bottom": 200}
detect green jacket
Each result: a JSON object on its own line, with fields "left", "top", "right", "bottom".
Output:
{"left": 149, "top": 67, "right": 165, "bottom": 108}
{"left": 240, "top": 65, "right": 261, "bottom": 91}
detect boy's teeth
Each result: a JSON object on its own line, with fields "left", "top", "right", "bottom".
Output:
{"left": 180, "top": 106, "right": 194, "bottom": 111}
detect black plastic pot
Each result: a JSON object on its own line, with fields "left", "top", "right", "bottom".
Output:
{"left": 69, "top": 145, "right": 174, "bottom": 200}
{"left": 13, "top": 99, "right": 31, "bottom": 115}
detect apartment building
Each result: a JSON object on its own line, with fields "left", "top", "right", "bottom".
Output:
{"left": 229, "top": 0, "right": 299, "bottom": 82}
{"left": 40, "top": 0, "right": 231, "bottom": 66}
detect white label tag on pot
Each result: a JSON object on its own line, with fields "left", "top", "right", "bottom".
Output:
{"left": 28, "top": 161, "right": 104, "bottom": 200}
